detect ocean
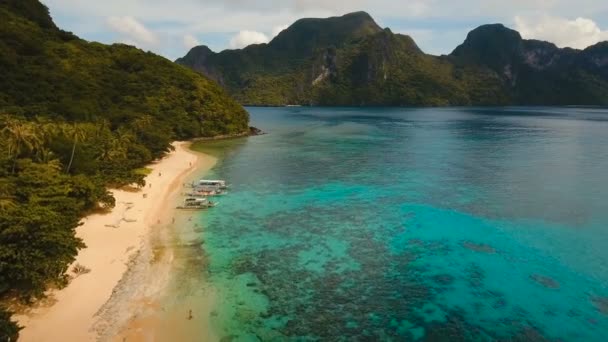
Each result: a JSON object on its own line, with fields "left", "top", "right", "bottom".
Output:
{"left": 192, "top": 107, "right": 608, "bottom": 341}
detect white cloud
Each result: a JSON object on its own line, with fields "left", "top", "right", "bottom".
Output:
{"left": 229, "top": 30, "right": 270, "bottom": 49}
{"left": 44, "top": 0, "right": 608, "bottom": 58}
{"left": 271, "top": 25, "right": 289, "bottom": 37}
{"left": 106, "top": 16, "right": 158, "bottom": 47}
{"left": 183, "top": 34, "right": 200, "bottom": 49}
{"left": 514, "top": 15, "right": 608, "bottom": 49}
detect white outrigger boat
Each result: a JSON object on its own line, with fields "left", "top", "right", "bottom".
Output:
{"left": 176, "top": 197, "right": 217, "bottom": 210}
{"left": 198, "top": 179, "right": 228, "bottom": 189}
{"left": 186, "top": 188, "right": 227, "bottom": 197}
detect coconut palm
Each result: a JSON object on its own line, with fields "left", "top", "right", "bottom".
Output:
{"left": 107, "top": 129, "right": 135, "bottom": 160}
{"left": 63, "top": 123, "right": 88, "bottom": 173}
{"left": 33, "top": 122, "right": 61, "bottom": 163}
{"left": 1, "top": 118, "right": 42, "bottom": 173}
{"left": 93, "top": 119, "right": 111, "bottom": 139}
{"left": 36, "top": 146, "right": 57, "bottom": 164}
{"left": 0, "top": 179, "right": 16, "bottom": 210}
{"left": 0, "top": 197, "right": 16, "bottom": 210}
{"left": 132, "top": 115, "right": 153, "bottom": 132}
{"left": 40, "top": 121, "right": 60, "bottom": 142}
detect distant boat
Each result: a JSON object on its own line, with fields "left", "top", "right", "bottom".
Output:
{"left": 286, "top": 105, "right": 302, "bottom": 107}
{"left": 198, "top": 179, "right": 228, "bottom": 189}
{"left": 176, "top": 197, "right": 216, "bottom": 210}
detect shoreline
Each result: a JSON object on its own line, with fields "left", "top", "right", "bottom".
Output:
{"left": 15, "top": 141, "right": 217, "bottom": 341}
{"left": 110, "top": 145, "right": 221, "bottom": 341}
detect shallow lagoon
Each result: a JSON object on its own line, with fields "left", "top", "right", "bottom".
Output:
{"left": 195, "top": 107, "right": 608, "bottom": 341}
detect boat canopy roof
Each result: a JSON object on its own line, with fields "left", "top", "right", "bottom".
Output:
{"left": 185, "top": 197, "right": 208, "bottom": 202}
{"left": 199, "top": 179, "right": 226, "bottom": 184}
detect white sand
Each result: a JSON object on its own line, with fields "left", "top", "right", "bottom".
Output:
{"left": 15, "top": 142, "right": 217, "bottom": 341}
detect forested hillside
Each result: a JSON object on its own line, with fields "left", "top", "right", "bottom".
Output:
{"left": 178, "top": 12, "right": 608, "bottom": 106}
{"left": 0, "top": 0, "right": 248, "bottom": 339}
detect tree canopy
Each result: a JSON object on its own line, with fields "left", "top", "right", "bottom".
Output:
{"left": 0, "top": 1, "right": 249, "bottom": 339}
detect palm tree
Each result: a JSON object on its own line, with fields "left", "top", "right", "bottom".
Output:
{"left": 0, "top": 179, "right": 16, "bottom": 210}
{"left": 34, "top": 121, "right": 61, "bottom": 163}
{"left": 93, "top": 119, "right": 111, "bottom": 139}
{"left": 1, "top": 118, "right": 42, "bottom": 173}
{"left": 0, "top": 197, "right": 16, "bottom": 210}
{"left": 63, "top": 123, "right": 88, "bottom": 173}
{"left": 107, "top": 129, "right": 134, "bottom": 160}
{"left": 36, "top": 146, "right": 57, "bottom": 164}
{"left": 132, "top": 115, "right": 153, "bottom": 132}
{"left": 40, "top": 121, "right": 60, "bottom": 142}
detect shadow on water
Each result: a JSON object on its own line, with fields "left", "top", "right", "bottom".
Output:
{"left": 191, "top": 137, "right": 250, "bottom": 160}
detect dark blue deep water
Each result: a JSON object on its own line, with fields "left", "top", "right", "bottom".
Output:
{"left": 196, "top": 107, "right": 608, "bottom": 341}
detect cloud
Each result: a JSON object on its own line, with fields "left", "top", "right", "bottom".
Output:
{"left": 515, "top": 15, "right": 608, "bottom": 49}
{"left": 44, "top": 0, "right": 608, "bottom": 58}
{"left": 229, "top": 30, "right": 270, "bottom": 49}
{"left": 183, "top": 34, "right": 200, "bottom": 49}
{"left": 271, "top": 25, "right": 289, "bottom": 37}
{"left": 106, "top": 16, "right": 158, "bottom": 47}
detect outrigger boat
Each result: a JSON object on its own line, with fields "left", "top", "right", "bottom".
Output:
{"left": 176, "top": 197, "right": 217, "bottom": 210}
{"left": 198, "top": 179, "right": 228, "bottom": 189}
{"left": 186, "top": 188, "right": 227, "bottom": 197}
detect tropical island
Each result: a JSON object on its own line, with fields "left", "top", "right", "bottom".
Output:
{"left": 1, "top": 0, "right": 608, "bottom": 341}
{"left": 177, "top": 11, "right": 608, "bottom": 106}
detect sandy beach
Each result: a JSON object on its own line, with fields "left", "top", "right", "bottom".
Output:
{"left": 15, "top": 142, "right": 217, "bottom": 341}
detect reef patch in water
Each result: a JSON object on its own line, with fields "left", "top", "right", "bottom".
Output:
{"left": 461, "top": 241, "right": 496, "bottom": 254}
{"left": 529, "top": 274, "right": 560, "bottom": 289}
{"left": 592, "top": 297, "right": 608, "bottom": 315}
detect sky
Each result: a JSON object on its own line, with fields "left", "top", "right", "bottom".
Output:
{"left": 42, "top": 0, "right": 608, "bottom": 61}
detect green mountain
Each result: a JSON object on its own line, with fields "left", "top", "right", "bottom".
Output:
{"left": 0, "top": 1, "right": 248, "bottom": 338}
{"left": 0, "top": 0, "right": 249, "bottom": 136}
{"left": 177, "top": 12, "right": 608, "bottom": 106}
{"left": 449, "top": 24, "right": 608, "bottom": 105}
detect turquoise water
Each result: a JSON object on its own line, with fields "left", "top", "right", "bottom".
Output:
{"left": 197, "top": 107, "right": 608, "bottom": 341}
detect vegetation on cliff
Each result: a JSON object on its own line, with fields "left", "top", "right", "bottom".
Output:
{"left": 178, "top": 13, "right": 608, "bottom": 106}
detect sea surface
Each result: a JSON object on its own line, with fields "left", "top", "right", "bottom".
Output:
{"left": 193, "top": 107, "right": 608, "bottom": 341}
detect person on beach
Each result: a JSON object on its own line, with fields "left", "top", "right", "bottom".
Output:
{"left": 188, "top": 309, "right": 193, "bottom": 320}
{"left": 158, "top": 172, "right": 162, "bottom": 177}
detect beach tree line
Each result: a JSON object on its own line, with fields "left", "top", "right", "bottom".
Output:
{"left": 0, "top": 116, "right": 175, "bottom": 339}
{"left": 0, "top": 0, "right": 249, "bottom": 339}
{"left": 0, "top": 113, "right": 244, "bottom": 339}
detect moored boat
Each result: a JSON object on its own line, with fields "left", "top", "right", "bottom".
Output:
{"left": 198, "top": 179, "right": 228, "bottom": 189}
{"left": 186, "top": 188, "right": 226, "bottom": 197}
{"left": 176, "top": 197, "right": 217, "bottom": 210}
